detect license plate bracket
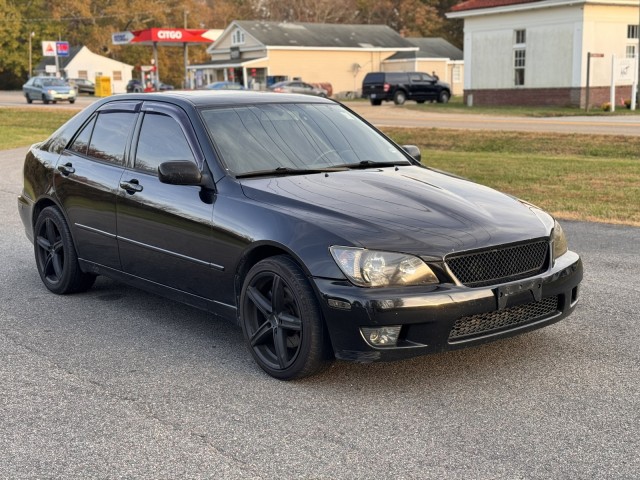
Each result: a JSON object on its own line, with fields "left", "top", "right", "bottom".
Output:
{"left": 494, "top": 278, "right": 542, "bottom": 310}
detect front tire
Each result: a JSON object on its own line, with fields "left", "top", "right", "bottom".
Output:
{"left": 25, "top": 94, "right": 32, "bottom": 104}
{"left": 438, "top": 90, "right": 450, "bottom": 104}
{"left": 42, "top": 95, "right": 49, "bottom": 105}
{"left": 393, "top": 90, "right": 406, "bottom": 105}
{"left": 240, "top": 256, "right": 331, "bottom": 380}
{"left": 34, "top": 206, "right": 96, "bottom": 294}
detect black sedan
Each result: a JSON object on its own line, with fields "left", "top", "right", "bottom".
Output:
{"left": 17, "top": 91, "right": 582, "bottom": 380}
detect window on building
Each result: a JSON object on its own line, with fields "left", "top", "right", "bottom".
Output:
{"left": 232, "top": 29, "right": 245, "bottom": 46}
{"left": 113, "top": 71, "right": 122, "bottom": 81}
{"left": 514, "top": 29, "right": 526, "bottom": 86}
{"left": 452, "top": 65, "right": 461, "bottom": 83}
{"left": 514, "top": 49, "right": 526, "bottom": 86}
{"left": 628, "top": 24, "right": 639, "bottom": 39}
{"left": 77, "top": 70, "right": 88, "bottom": 80}
{"left": 627, "top": 45, "right": 637, "bottom": 59}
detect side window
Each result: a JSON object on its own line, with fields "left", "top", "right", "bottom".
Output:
{"left": 134, "top": 113, "right": 195, "bottom": 174}
{"left": 87, "top": 112, "right": 137, "bottom": 165}
{"left": 409, "top": 74, "right": 422, "bottom": 83}
{"left": 68, "top": 116, "right": 96, "bottom": 156}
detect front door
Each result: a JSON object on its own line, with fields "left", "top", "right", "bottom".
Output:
{"left": 116, "top": 103, "right": 217, "bottom": 300}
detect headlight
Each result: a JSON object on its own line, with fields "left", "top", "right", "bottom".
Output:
{"left": 552, "top": 220, "right": 568, "bottom": 260}
{"left": 69, "top": 89, "right": 75, "bottom": 95}
{"left": 330, "top": 246, "right": 439, "bottom": 287}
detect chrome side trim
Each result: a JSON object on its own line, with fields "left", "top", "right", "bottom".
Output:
{"left": 118, "top": 235, "right": 225, "bottom": 271}
{"left": 76, "top": 223, "right": 117, "bottom": 239}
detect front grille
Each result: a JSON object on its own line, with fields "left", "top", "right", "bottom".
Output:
{"left": 445, "top": 240, "right": 549, "bottom": 287}
{"left": 448, "top": 295, "right": 559, "bottom": 342}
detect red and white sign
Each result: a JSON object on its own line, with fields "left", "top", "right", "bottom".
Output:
{"left": 42, "top": 41, "right": 56, "bottom": 57}
{"left": 111, "top": 28, "right": 219, "bottom": 46}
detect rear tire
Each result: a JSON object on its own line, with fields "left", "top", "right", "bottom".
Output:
{"left": 393, "top": 90, "right": 407, "bottom": 105}
{"left": 34, "top": 206, "right": 96, "bottom": 294}
{"left": 240, "top": 256, "right": 332, "bottom": 380}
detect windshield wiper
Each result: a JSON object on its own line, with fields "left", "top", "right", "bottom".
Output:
{"left": 235, "top": 166, "right": 348, "bottom": 179}
{"left": 333, "top": 160, "right": 411, "bottom": 169}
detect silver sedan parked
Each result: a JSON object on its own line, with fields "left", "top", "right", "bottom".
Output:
{"left": 23, "top": 76, "right": 77, "bottom": 104}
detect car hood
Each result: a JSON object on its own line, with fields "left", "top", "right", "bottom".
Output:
{"left": 239, "top": 166, "right": 550, "bottom": 257}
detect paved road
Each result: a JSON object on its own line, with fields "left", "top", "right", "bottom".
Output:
{"left": 2, "top": 89, "right": 640, "bottom": 135}
{"left": 1, "top": 146, "right": 638, "bottom": 478}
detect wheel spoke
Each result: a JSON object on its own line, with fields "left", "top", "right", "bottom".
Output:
{"left": 247, "top": 285, "right": 272, "bottom": 317}
{"left": 250, "top": 320, "right": 272, "bottom": 347}
{"left": 278, "top": 312, "right": 302, "bottom": 332}
{"left": 273, "top": 328, "right": 289, "bottom": 369}
{"left": 271, "top": 274, "right": 285, "bottom": 314}
{"left": 43, "top": 252, "right": 55, "bottom": 277}
{"left": 36, "top": 235, "right": 51, "bottom": 250}
{"left": 51, "top": 252, "right": 63, "bottom": 278}
{"left": 45, "top": 219, "right": 57, "bottom": 244}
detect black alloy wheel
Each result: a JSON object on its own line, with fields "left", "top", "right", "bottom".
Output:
{"left": 240, "top": 256, "right": 331, "bottom": 380}
{"left": 34, "top": 206, "right": 96, "bottom": 294}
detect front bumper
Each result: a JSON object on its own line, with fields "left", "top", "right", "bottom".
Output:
{"left": 313, "top": 251, "right": 582, "bottom": 362}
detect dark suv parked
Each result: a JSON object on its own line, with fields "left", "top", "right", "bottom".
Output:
{"left": 362, "top": 72, "right": 451, "bottom": 106}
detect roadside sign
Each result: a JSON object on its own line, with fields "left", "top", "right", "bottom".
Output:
{"left": 56, "top": 41, "right": 70, "bottom": 57}
{"left": 112, "top": 31, "right": 134, "bottom": 45}
{"left": 42, "top": 41, "right": 56, "bottom": 56}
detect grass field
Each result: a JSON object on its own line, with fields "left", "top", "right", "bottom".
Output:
{"left": 2, "top": 107, "right": 638, "bottom": 226}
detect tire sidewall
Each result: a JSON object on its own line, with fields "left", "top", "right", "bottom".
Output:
{"left": 34, "top": 207, "right": 83, "bottom": 294}
{"left": 240, "top": 256, "right": 328, "bottom": 380}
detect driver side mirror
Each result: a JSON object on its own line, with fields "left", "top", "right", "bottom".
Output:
{"left": 158, "top": 161, "right": 203, "bottom": 186}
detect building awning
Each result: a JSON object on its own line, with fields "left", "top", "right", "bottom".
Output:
{"left": 188, "top": 57, "right": 268, "bottom": 70}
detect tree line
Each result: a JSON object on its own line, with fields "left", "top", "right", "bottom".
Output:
{"left": 0, "top": 0, "right": 463, "bottom": 89}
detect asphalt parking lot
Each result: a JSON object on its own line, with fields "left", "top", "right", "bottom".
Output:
{"left": 1, "top": 142, "right": 639, "bottom": 478}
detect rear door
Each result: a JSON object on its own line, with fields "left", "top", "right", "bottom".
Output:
{"left": 116, "top": 102, "right": 217, "bottom": 300}
{"left": 55, "top": 101, "right": 140, "bottom": 270}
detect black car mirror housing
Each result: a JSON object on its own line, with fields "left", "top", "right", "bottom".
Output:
{"left": 158, "top": 161, "right": 205, "bottom": 186}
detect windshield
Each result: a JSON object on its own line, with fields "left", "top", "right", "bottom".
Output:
{"left": 42, "top": 78, "right": 67, "bottom": 87}
{"left": 200, "top": 103, "right": 409, "bottom": 176}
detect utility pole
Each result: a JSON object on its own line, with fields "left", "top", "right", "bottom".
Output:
{"left": 28, "top": 31, "right": 34, "bottom": 78}
{"left": 184, "top": 10, "right": 189, "bottom": 89}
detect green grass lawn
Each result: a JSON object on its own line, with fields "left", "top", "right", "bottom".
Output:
{"left": 2, "top": 107, "right": 638, "bottom": 226}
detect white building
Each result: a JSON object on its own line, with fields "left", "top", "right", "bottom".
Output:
{"left": 35, "top": 46, "right": 133, "bottom": 94}
{"left": 447, "top": 0, "right": 639, "bottom": 107}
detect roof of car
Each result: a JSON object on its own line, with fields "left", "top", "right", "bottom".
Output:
{"left": 97, "top": 90, "right": 335, "bottom": 108}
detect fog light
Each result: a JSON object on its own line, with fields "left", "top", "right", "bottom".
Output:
{"left": 360, "top": 326, "right": 401, "bottom": 347}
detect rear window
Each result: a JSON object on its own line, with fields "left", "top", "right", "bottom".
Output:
{"left": 363, "top": 73, "right": 384, "bottom": 84}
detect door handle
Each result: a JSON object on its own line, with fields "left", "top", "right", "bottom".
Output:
{"left": 119, "top": 179, "right": 143, "bottom": 194}
{"left": 57, "top": 163, "right": 75, "bottom": 175}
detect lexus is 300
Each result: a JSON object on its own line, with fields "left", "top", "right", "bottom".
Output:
{"left": 18, "top": 91, "right": 583, "bottom": 379}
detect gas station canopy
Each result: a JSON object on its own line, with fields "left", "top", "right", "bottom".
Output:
{"left": 112, "top": 28, "right": 219, "bottom": 46}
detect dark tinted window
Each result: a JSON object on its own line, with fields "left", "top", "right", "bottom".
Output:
{"left": 68, "top": 116, "right": 96, "bottom": 156}
{"left": 363, "top": 73, "right": 384, "bottom": 84}
{"left": 387, "top": 73, "right": 409, "bottom": 83}
{"left": 135, "top": 113, "right": 195, "bottom": 174}
{"left": 87, "top": 112, "right": 136, "bottom": 165}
